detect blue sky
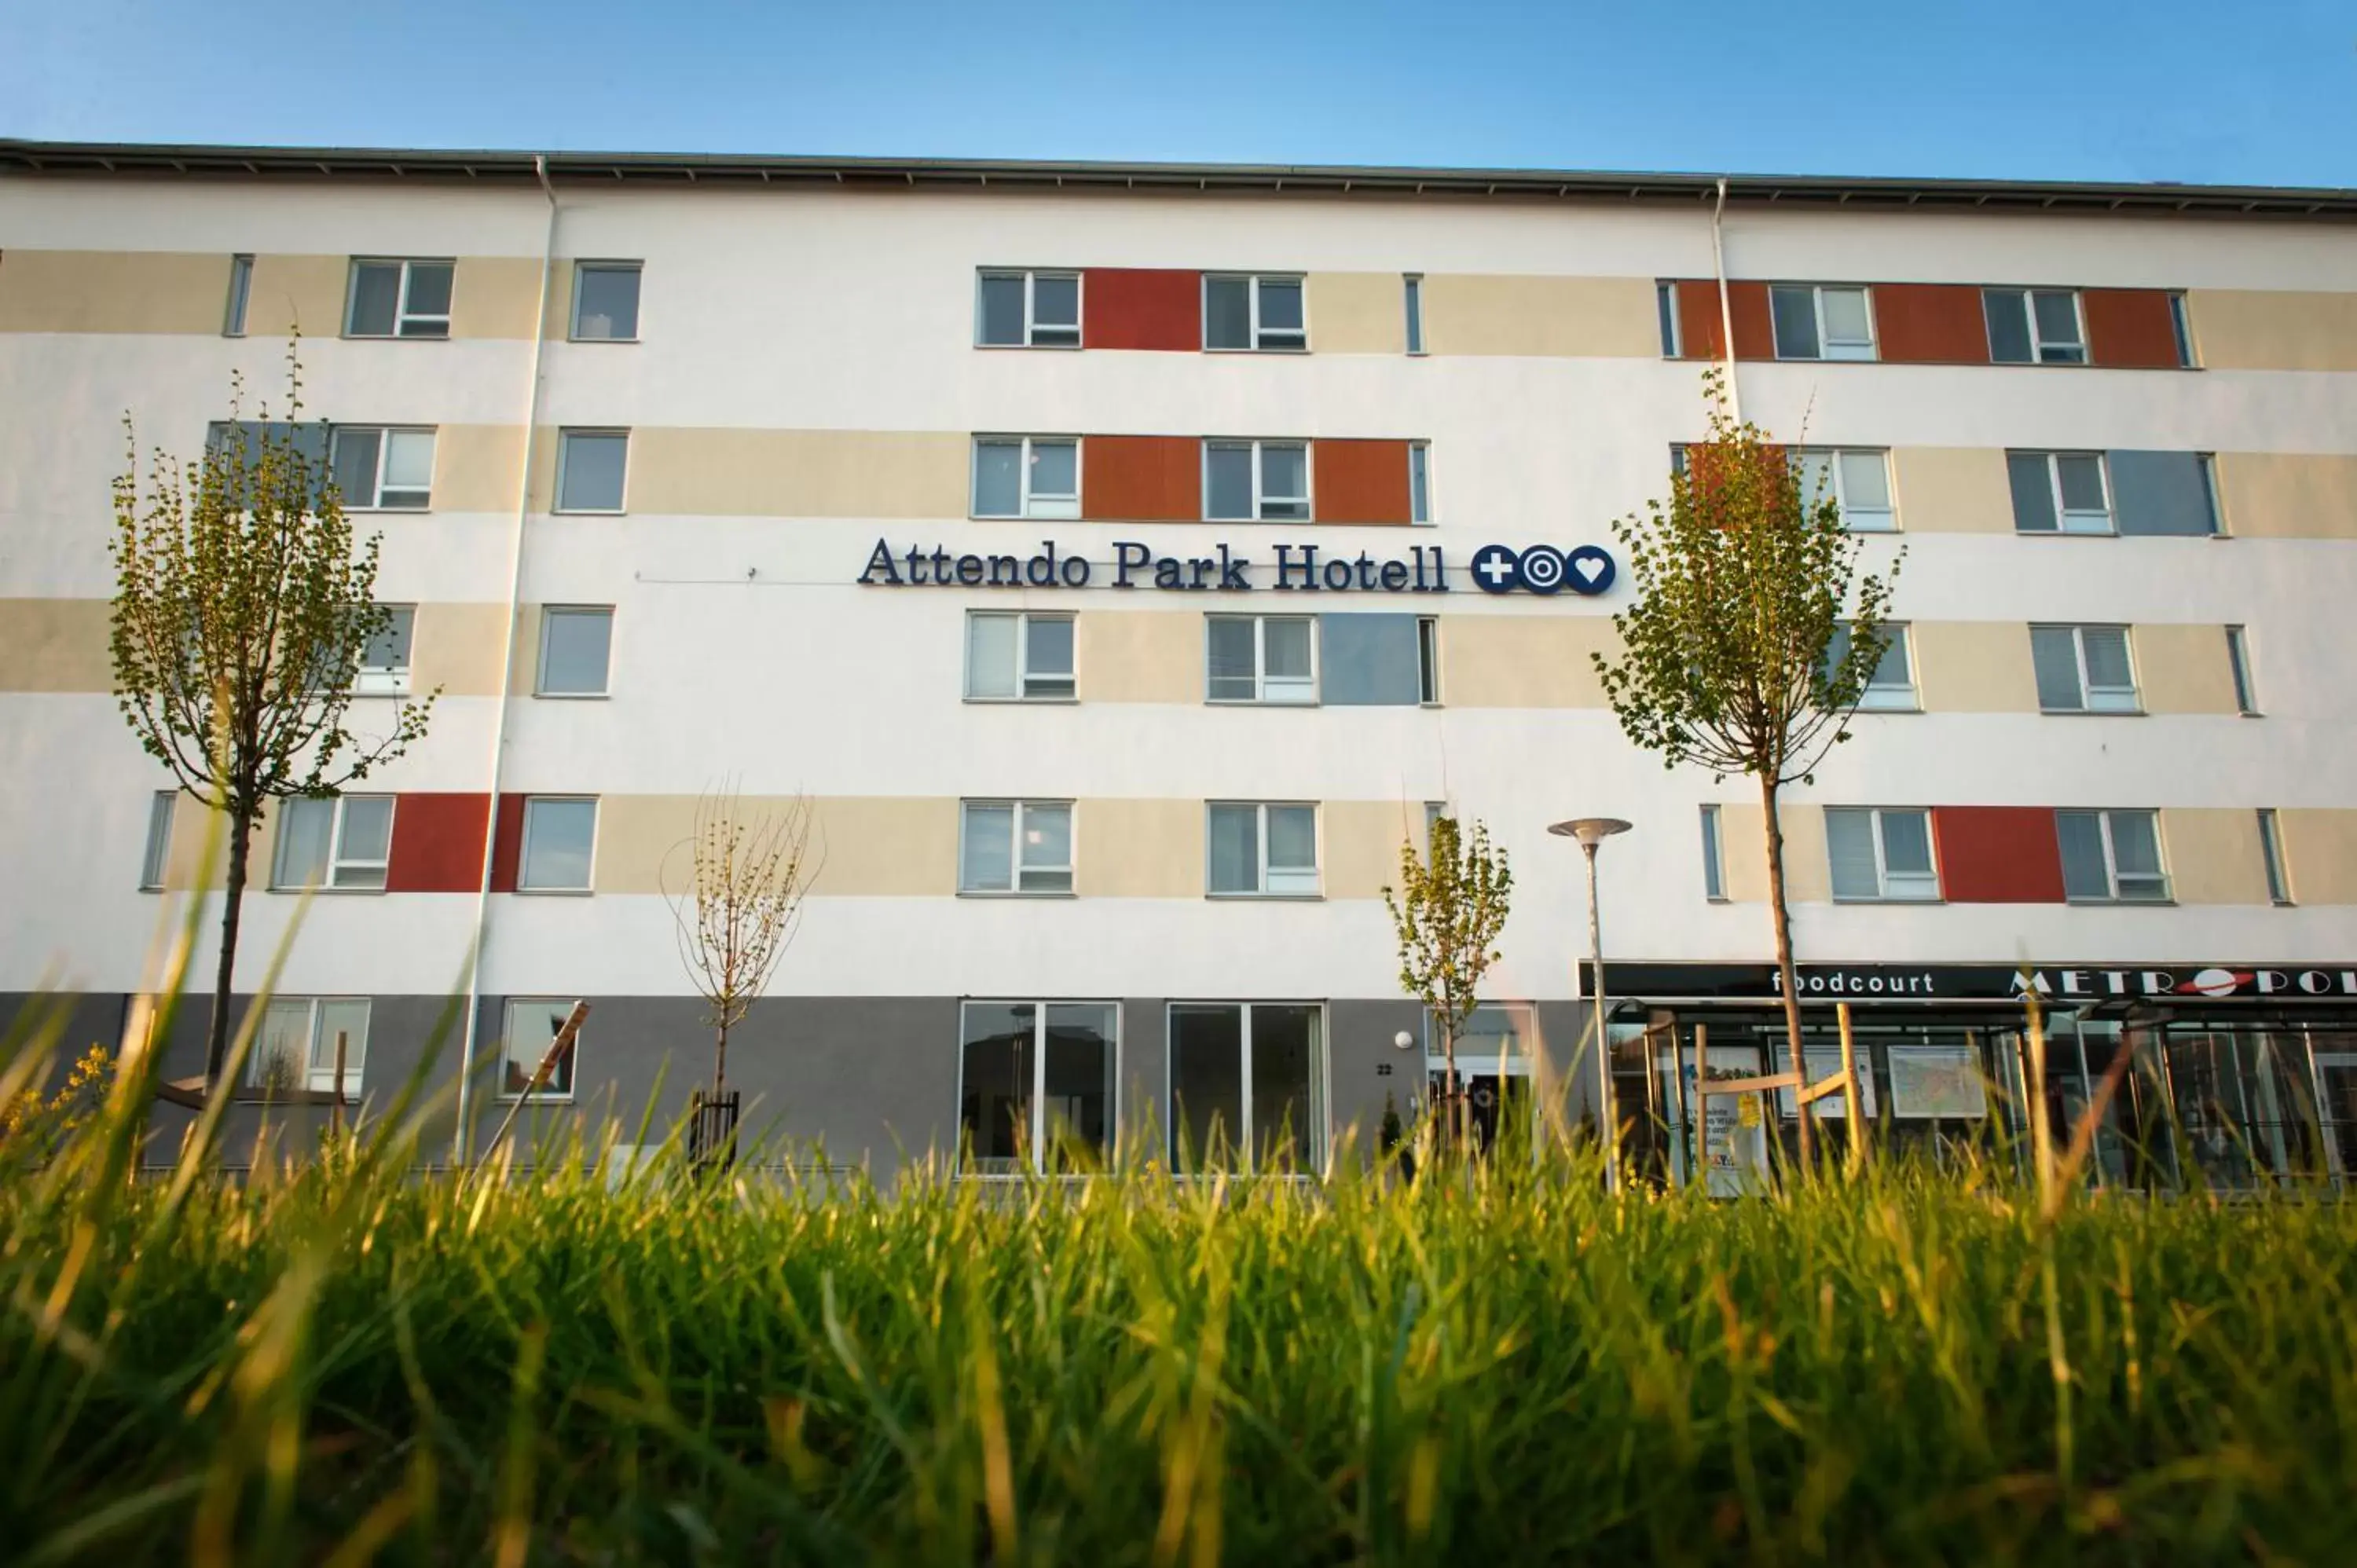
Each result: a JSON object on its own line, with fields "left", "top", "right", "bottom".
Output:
{"left": 5, "top": 0, "right": 2352, "bottom": 187}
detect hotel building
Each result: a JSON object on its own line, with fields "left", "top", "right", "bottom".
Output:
{"left": 2, "top": 141, "right": 2354, "bottom": 1186}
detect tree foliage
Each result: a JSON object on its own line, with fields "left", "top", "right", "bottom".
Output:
{"left": 1590, "top": 370, "right": 1903, "bottom": 1172}
{"left": 665, "top": 787, "right": 821, "bottom": 1094}
{"left": 110, "top": 348, "right": 435, "bottom": 1086}
{"left": 1384, "top": 815, "right": 1512, "bottom": 1154}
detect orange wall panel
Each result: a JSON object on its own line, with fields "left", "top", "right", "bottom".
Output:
{"left": 1875, "top": 284, "right": 1992, "bottom": 364}
{"left": 1081, "top": 269, "right": 1200, "bottom": 351}
{"left": 1673, "top": 279, "right": 1724, "bottom": 359}
{"left": 1312, "top": 439, "right": 1413, "bottom": 525}
{"left": 2084, "top": 288, "right": 2181, "bottom": 368}
{"left": 1933, "top": 807, "right": 2067, "bottom": 903}
{"left": 1081, "top": 435, "right": 1200, "bottom": 521}
{"left": 386, "top": 793, "right": 491, "bottom": 893}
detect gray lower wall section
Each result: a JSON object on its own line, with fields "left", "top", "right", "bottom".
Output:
{"left": 2, "top": 991, "right": 1602, "bottom": 1181}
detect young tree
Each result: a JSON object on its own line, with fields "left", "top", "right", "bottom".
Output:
{"left": 1591, "top": 372, "right": 1902, "bottom": 1172}
{"left": 665, "top": 786, "right": 819, "bottom": 1094}
{"left": 1384, "top": 815, "right": 1512, "bottom": 1156}
{"left": 111, "top": 353, "right": 434, "bottom": 1090}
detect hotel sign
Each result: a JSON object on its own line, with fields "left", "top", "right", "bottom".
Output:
{"left": 1604, "top": 962, "right": 2357, "bottom": 1004}
{"left": 857, "top": 538, "right": 1616, "bottom": 596}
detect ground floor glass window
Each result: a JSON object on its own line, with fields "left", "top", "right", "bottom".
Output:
{"left": 1168, "top": 1002, "right": 1325, "bottom": 1172}
{"left": 959, "top": 1002, "right": 1116, "bottom": 1174}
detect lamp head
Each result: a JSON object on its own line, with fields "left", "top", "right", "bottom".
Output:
{"left": 1548, "top": 816, "right": 1633, "bottom": 848}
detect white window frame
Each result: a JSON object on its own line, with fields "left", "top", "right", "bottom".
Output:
{"left": 569, "top": 260, "right": 643, "bottom": 343}
{"left": 1202, "top": 439, "right": 1311, "bottom": 522}
{"left": 1409, "top": 441, "right": 1431, "bottom": 525}
{"left": 955, "top": 999, "right": 1122, "bottom": 1175}
{"left": 356, "top": 603, "right": 415, "bottom": 696}
{"left": 2225, "top": 625, "right": 2258, "bottom": 716}
{"left": 328, "top": 426, "right": 435, "bottom": 511}
{"left": 1770, "top": 283, "right": 1877, "bottom": 361}
{"left": 534, "top": 606, "right": 614, "bottom": 698}
{"left": 224, "top": 254, "right": 252, "bottom": 337}
{"left": 554, "top": 428, "right": 630, "bottom": 515}
{"left": 975, "top": 269, "right": 1082, "bottom": 348}
{"left": 1205, "top": 614, "right": 1318, "bottom": 704}
{"left": 498, "top": 998, "right": 580, "bottom": 1101}
{"left": 1416, "top": 615, "right": 1440, "bottom": 705}
{"left": 1794, "top": 447, "right": 1896, "bottom": 533}
{"left": 1205, "top": 801, "right": 1321, "bottom": 899}
{"left": 1834, "top": 621, "right": 1917, "bottom": 712}
{"left": 2025, "top": 451, "right": 2115, "bottom": 534}
{"left": 2033, "top": 624, "right": 2140, "bottom": 713}
{"left": 2258, "top": 808, "right": 2293, "bottom": 905}
{"left": 965, "top": 610, "right": 1076, "bottom": 702}
{"left": 1699, "top": 803, "right": 1726, "bottom": 902}
{"left": 1656, "top": 280, "right": 1682, "bottom": 357}
{"left": 2059, "top": 809, "right": 2170, "bottom": 903}
{"left": 2168, "top": 292, "right": 2197, "bottom": 368}
{"left": 517, "top": 796, "right": 599, "bottom": 894}
{"left": 345, "top": 258, "right": 453, "bottom": 339}
{"left": 1403, "top": 274, "right": 1425, "bottom": 355}
{"left": 1165, "top": 1000, "right": 1329, "bottom": 1172}
{"left": 1989, "top": 287, "right": 2088, "bottom": 365}
{"left": 271, "top": 794, "right": 394, "bottom": 892}
{"left": 1827, "top": 807, "right": 1941, "bottom": 903}
{"left": 139, "top": 789, "right": 175, "bottom": 891}
{"left": 970, "top": 435, "right": 1081, "bottom": 519}
{"left": 247, "top": 996, "right": 371, "bottom": 1099}
{"left": 958, "top": 800, "right": 1076, "bottom": 896}
{"left": 1204, "top": 274, "right": 1307, "bottom": 352}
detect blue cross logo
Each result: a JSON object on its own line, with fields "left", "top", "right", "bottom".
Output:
{"left": 1472, "top": 544, "right": 1522, "bottom": 594}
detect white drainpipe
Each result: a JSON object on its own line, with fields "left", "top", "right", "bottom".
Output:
{"left": 1711, "top": 176, "right": 1743, "bottom": 424}
{"left": 453, "top": 155, "right": 559, "bottom": 1166}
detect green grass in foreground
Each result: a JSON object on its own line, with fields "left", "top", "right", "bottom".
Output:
{"left": 3, "top": 992, "right": 2355, "bottom": 1566}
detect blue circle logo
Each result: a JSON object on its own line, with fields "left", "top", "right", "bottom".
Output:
{"left": 1518, "top": 545, "right": 1567, "bottom": 595}
{"left": 1471, "top": 544, "right": 1522, "bottom": 595}
{"left": 1563, "top": 544, "right": 1616, "bottom": 596}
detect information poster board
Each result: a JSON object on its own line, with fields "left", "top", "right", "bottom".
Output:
{"left": 1888, "top": 1045, "right": 1988, "bottom": 1119}
{"left": 1775, "top": 1050, "right": 1879, "bottom": 1120}
{"left": 1688, "top": 1050, "right": 1772, "bottom": 1196}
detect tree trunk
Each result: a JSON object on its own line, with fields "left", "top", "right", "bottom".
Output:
{"left": 205, "top": 803, "right": 255, "bottom": 1089}
{"left": 1760, "top": 773, "right": 1814, "bottom": 1177}
{"left": 714, "top": 1013, "right": 729, "bottom": 1097}
{"left": 1443, "top": 1020, "right": 1461, "bottom": 1161}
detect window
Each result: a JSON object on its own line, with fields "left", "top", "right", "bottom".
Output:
{"left": 2058, "top": 809, "right": 2168, "bottom": 902}
{"left": 537, "top": 606, "right": 613, "bottom": 698}
{"left": 1204, "top": 440, "right": 1309, "bottom": 521}
{"left": 1699, "top": 804, "right": 1726, "bottom": 901}
{"left": 966, "top": 610, "right": 1075, "bottom": 701}
{"left": 251, "top": 998, "right": 370, "bottom": 1098}
{"left": 2031, "top": 625, "right": 2139, "bottom": 713}
{"left": 329, "top": 427, "right": 434, "bottom": 510}
{"left": 2226, "top": 625, "right": 2258, "bottom": 715}
{"left": 1204, "top": 275, "right": 1305, "bottom": 351}
{"left": 1769, "top": 284, "right": 1875, "bottom": 361}
{"left": 1794, "top": 449, "right": 1895, "bottom": 532}
{"left": 357, "top": 606, "right": 414, "bottom": 695}
{"left": 972, "top": 436, "right": 1080, "bottom": 519}
{"left": 1207, "top": 802, "right": 1319, "bottom": 897}
{"left": 345, "top": 258, "right": 453, "bottom": 339}
{"left": 139, "top": 790, "right": 175, "bottom": 891}
{"left": 570, "top": 262, "right": 642, "bottom": 341}
{"left": 959, "top": 1001, "right": 1116, "bottom": 1173}
{"left": 1827, "top": 808, "right": 1940, "bottom": 901}
{"left": 1206, "top": 615, "right": 1315, "bottom": 703}
{"left": 1655, "top": 280, "right": 1681, "bottom": 357}
{"left": 1984, "top": 287, "right": 2086, "bottom": 365}
{"left": 2008, "top": 452, "right": 2113, "bottom": 534}
{"left": 272, "top": 795, "right": 394, "bottom": 891}
{"left": 1168, "top": 1002, "right": 1325, "bottom": 1171}
{"left": 1827, "top": 622, "right": 1916, "bottom": 711}
{"left": 555, "top": 430, "right": 629, "bottom": 513}
{"left": 1409, "top": 441, "right": 1431, "bottom": 525}
{"left": 977, "top": 270, "right": 1080, "bottom": 347}
{"left": 500, "top": 999, "right": 578, "bottom": 1099}
{"left": 518, "top": 797, "right": 597, "bottom": 892}
{"left": 959, "top": 800, "right": 1074, "bottom": 895}
{"left": 2257, "top": 808, "right": 2292, "bottom": 905}
{"left": 1417, "top": 616, "right": 1439, "bottom": 704}
{"left": 2168, "top": 292, "right": 2196, "bottom": 368}
{"left": 223, "top": 254, "right": 252, "bottom": 337}
{"left": 1403, "top": 275, "right": 1425, "bottom": 355}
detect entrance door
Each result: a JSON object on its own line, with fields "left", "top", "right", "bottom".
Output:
{"left": 2314, "top": 1044, "right": 2357, "bottom": 1185}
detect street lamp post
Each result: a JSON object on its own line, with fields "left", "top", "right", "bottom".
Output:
{"left": 1550, "top": 817, "right": 1632, "bottom": 1189}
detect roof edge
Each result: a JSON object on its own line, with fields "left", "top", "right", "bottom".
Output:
{"left": 5, "top": 140, "right": 2355, "bottom": 218}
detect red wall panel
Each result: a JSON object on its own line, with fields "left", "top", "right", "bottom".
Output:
{"left": 385, "top": 793, "right": 492, "bottom": 893}
{"left": 1875, "top": 284, "right": 1992, "bottom": 364}
{"left": 1081, "top": 435, "right": 1201, "bottom": 521}
{"left": 1312, "top": 439, "right": 1413, "bottom": 525}
{"left": 1726, "top": 280, "right": 1775, "bottom": 360}
{"left": 1933, "top": 807, "right": 2067, "bottom": 903}
{"left": 1081, "top": 269, "right": 1200, "bottom": 351}
{"left": 489, "top": 793, "right": 528, "bottom": 894}
{"left": 1670, "top": 279, "right": 1772, "bottom": 360}
{"left": 1673, "top": 279, "right": 1723, "bottom": 360}
{"left": 2084, "top": 288, "right": 2181, "bottom": 368}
